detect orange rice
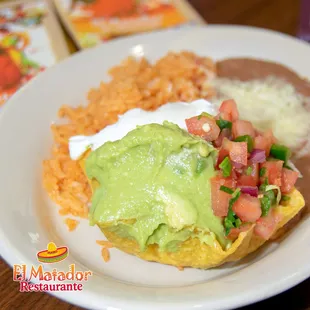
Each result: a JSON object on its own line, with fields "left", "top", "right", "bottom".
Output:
{"left": 64, "top": 218, "right": 79, "bottom": 231}
{"left": 42, "top": 51, "right": 217, "bottom": 221}
{"left": 101, "top": 247, "right": 111, "bottom": 262}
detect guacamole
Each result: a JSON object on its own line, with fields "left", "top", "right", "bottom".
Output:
{"left": 86, "top": 121, "right": 230, "bottom": 252}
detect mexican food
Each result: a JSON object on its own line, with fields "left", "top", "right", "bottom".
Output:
{"left": 42, "top": 52, "right": 309, "bottom": 267}
{"left": 77, "top": 99, "right": 305, "bottom": 269}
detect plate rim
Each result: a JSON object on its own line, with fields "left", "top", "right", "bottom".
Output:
{"left": 0, "top": 24, "right": 310, "bottom": 310}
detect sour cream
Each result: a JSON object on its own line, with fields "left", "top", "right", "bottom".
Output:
{"left": 69, "top": 99, "right": 217, "bottom": 160}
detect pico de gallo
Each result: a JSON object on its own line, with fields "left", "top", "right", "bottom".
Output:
{"left": 185, "top": 99, "right": 300, "bottom": 241}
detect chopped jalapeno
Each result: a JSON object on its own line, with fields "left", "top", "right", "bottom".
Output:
{"left": 216, "top": 118, "right": 232, "bottom": 130}
{"left": 260, "top": 195, "right": 272, "bottom": 217}
{"left": 264, "top": 189, "right": 276, "bottom": 205}
{"left": 219, "top": 156, "right": 232, "bottom": 177}
{"left": 220, "top": 185, "right": 234, "bottom": 194}
{"left": 259, "top": 177, "right": 269, "bottom": 192}
{"left": 231, "top": 188, "right": 241, "bottom": 200}
{"left": 281, "top": 195, "right": 291, "bottom": 201}
{"left": 224, "top": 189, "right": 241, "bottom": 235}
{"left": 235, "top": 218, "right": 242, "bottom": 228}
{"left": 245, "top": 166, "right": 253, "bottom": 175}
{"left": 259, "top": 167, "right": 267, "bottom": 177}
{"left": 234, "top": 135, "right": 254, "bottom": 152}
{"left": 224, "top": 218, "right": 235, "bottom": 234}
{"left": 270, "top": 144, "right": 291, "bottom": 163}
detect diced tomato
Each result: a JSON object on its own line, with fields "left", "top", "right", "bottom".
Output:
{"left": 218, "top": 99, "right": 239, "bottom": 122}
{"left": 227, "top": 223, "right": 252, "bottom": 240}
{"left": 254, "top": 210, "right": 283, "bottom": 240}
{"left": 230, "top": 142, "right": 247, "bottom": 166}
{"left": 216, "top": 111, "right": 230, "bottom": 122}
{"left": 223, "top": 138, "right": 247, "bottom": 166}
{"left": 249, "top": 161, "right": 259, "bottom": 183}
{"left": 254, "top": 129, "right": 276, "bottom": 156}
{"left": 214, "top": 128, "right": 231, "bottom": 148}
{"left": 237, "top": 175, "right": 257, "bottom": 187}
{"left": 232, "top": 120, "right": 255, "bottom": 139}
{"left": 232, "top": 193, "right": 262, "bottom": 222}
{"left": 254, "top": 129, "right": 262, "bottom": 137}
{"left": 265, "top": 128, "right": 277, "bottom": 144}
{"left": 260, "top": 160, "right": 283, "bottom": 186}
{"left": 237, "top": 160, "right": 259, "bottom": 186}
{"left": 211, "top": 175, "right": 236, "bottom": 217}
{"left": 281, "top": 168, "right": 298, "bottom": 194}
{"left": 231, "top": 169, "right": 238, "bottom": 180}
{"left": 254, "top": 135, "right": 269, "bottom": 155}
{"left": 185, "top": 116, "right": 220, "bottom": 141}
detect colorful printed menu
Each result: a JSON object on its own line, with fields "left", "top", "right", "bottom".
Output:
{"left": 54, "top": 0, "right": 205, "bottom": 49}
{"left": 0, "top": 0, "right": 69, "bottom": 106}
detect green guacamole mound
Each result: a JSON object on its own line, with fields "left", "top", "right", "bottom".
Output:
{"left": 86, "top": 121, "right": 229, "bottom": 252}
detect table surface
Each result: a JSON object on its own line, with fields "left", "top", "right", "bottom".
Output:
{"left": 1, "top": 0, "right": 310, "bottom": 309}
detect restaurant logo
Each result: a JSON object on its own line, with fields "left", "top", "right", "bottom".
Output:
{"left": 37, "top": 242, "right": 68, "bottom": 263}
{"left": 13, "top": 242, "right": 92, "bottom": 292}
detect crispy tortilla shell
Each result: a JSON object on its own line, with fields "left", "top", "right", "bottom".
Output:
{"left": 80, "top": 153, "right": 305, "bottom": 269}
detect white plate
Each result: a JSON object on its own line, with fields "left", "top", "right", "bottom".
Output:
{"left": 0, "top": 25, "right": 310, "bottom": 310}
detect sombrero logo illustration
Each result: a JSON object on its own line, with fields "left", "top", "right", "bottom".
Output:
{"left": 37, "top": 242, "right": 68, "bottom": 263}
{"left": 13, "top": 242, "right": 92, "bottom": 293}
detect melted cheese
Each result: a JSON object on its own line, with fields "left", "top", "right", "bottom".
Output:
{"left": 212, "top": 77, "right": 310, "bottom": 154}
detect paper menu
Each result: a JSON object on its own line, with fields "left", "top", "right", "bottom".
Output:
{"left": 54, "top": 0, "right": 205, "bottom": 49}
{"left": 0, "top": 0, "right": 69, "bottom": 106}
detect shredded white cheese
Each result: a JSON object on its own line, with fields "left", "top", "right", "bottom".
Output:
{"left": 211, "top": 76, "right": 310, "bottom": 155}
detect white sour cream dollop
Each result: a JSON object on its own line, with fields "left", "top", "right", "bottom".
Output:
{"left": 69, "top": 99, "right": 217, "bottom": 160}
